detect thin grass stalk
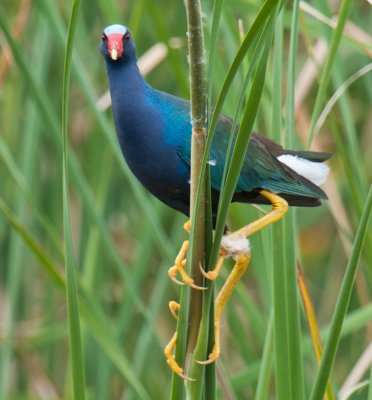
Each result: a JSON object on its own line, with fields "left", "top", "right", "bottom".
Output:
{"left": 171, "top": 0, "right": 208, "bottom": 397}
{"left": 368, "top": 365, "right": 372, "bottom": 400}
{"left": 186, "top": 0, "right": 207, "bottom": 354}
{"left": 306, "top": 0, "right": 353, "bottom": 147}
{"left": 254, "top": 312, "right": 274, "bottom": 400}
{"left": 61, "top": 0, "right": 85, "bottom": 398}
{"left": 284, "top": 1, "right": 305, "bottom": 398}
{"left": 310, "top": 185, "right": 372, "bottom": 400}
{"left": 297, "top": 265, "right": 335, "bottom": 400}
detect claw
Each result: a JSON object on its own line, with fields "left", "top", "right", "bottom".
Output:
{"left": 168, "top": 266, "right": 186, "bottom": 286}
{"left": 196, "top": 357, "right": 217, "bottom": 365}
{"left": 199, "top": 263, "right": 218, "bottom": 281}
{"left": 199, "top": 255, "right": 225, "bottom": 282}
{"left": 196, "top": 352, "right": 220, "bottom": 365}
{"left": 164, "top": 332, "right": 196, "bottom": 381}
{"left": 169, "top": 301, "right": 180, "bottom": 320}
{"left": 170, "top": 275, "right": 186, "bottom": 286}
{"left": 166, "top": 359, "right": 195, "bottom": 381}
{"left": 190, "top": 282, "right": 207, "bottom": 291}
{"left": 183, "top": 220, "right": 191, "bottom": 233}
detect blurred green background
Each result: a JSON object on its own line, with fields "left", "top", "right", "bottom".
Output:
{"left": 1, "top": 0, "right": 371, "bottom": 399}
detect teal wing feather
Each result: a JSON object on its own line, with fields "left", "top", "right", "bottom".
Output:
{"left": 175, "top": 102, "right": 328, "bottom": 199}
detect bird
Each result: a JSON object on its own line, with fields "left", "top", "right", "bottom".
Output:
{"left": 100, "top": 24, "right": 330, "bottom": 379}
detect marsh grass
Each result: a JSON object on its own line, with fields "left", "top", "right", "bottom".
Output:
{"left": 0, "top": 0, "right": 371, "bottom": 399}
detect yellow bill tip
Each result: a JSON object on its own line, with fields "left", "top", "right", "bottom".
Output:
{"left": 110, "top": 48, "right": 118, "bottom": 60}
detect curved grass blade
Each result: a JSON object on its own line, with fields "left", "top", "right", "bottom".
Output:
{"left": 0, "top": 138, "right": 63, "bottom": 257}
{"left": 310, "top": 185, "right": 372, "bottom": 400}
{"left": 0, "top": 198, "right": 151, "bottom": 400}
{"left": 297, "top": 264, "right": 335, "bottom": 400}
{"left": 306, "top": 0, "right": 354, "bottom": 147}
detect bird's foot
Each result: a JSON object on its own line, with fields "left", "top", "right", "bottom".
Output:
{"left": 168, "top": 231, "right": 206, "bottom": 291}
{"left": 164, "top": 333, "right": 195, "bottom": 381}
{"left": 168, "top": 300, "right": 180, "bottom": 320}
{"left": 196, "top": 343, "right": 220, "bottom": 365}
{"left": 183, "top": 219, "right": 191, "bottom": 233}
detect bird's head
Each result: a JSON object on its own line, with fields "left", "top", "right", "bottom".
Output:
{"left": 100, "top": 24, "right": 136, "bottom": 61}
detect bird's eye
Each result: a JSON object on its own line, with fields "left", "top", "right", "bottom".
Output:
{"left": 101, "top": 34, "right": 107, "bottom": 42}
{"left": 124, "top": 34, "right": 130, "bottom": 42}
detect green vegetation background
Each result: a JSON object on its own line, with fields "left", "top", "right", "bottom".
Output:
{"left": 0, "top": 0, "right": 371, "bottom": 399}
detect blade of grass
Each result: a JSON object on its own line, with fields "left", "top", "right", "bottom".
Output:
{"left": 254, "top": 312, "right": 274, "bottom": 400}
{"left": 61, "top": 0, "right": 86, "bottom": 398}
{"left": 310, "top": 185, "right": 372, "bottom": 400}
{"left": 283, "top": 1, "right": 305, "bottom": 398}
{"left": 297, "top": 264, "right": 335, "bottom": 400}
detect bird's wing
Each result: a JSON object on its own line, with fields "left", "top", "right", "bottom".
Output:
{"left": 176, "top": 104, "right": 327, "bottom": 199}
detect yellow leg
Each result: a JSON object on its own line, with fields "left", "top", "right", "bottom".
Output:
{"left": 198, "top": 190, "right": 288, "bottom": 364}
{"left": 201, "top": 190, "right": 288, "bottom": 282}
{"left": 198, "top": 252, "right": 251, "bottom": 364}
{"left": 235, "top": 190, "right": 288, "bottom": 238}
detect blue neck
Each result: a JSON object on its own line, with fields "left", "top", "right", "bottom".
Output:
{"left": 105, "top": 57, "right": 146, "bottom": 127}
